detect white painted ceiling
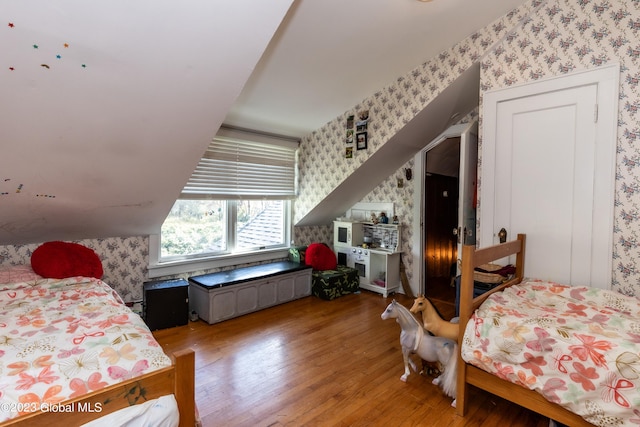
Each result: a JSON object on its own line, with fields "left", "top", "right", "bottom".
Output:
{"left": 225, "top": 0, "right": 529, "bottom": 138}
{"left": 0, "top": 0, "right": 294, "bottom": 245}
{"left": 0, "top": 0, "right": 528, "bottom": 246}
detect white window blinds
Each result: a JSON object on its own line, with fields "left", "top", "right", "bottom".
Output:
{"left": 182, "top": 126, "right": 299, "bottom": 200}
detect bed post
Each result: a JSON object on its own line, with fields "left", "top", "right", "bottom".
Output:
{"left": 173, "top": 349, "right": 196, "bottom": 427}
{"left": 515, "top": 234, "right": 526, "bottom": 280}
{"left": 455, "top": 242, "right": 475, "bottom": 416}
{"left": 455, "top": 234, "right": 526, "bottom": 417}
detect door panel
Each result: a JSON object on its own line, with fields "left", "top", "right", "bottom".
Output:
{"left": 481, "top": 65, "right": 618, "bottom": 288}
{"left": 459, "top": 122, "right": 478, "bottom": 248}
{"left": 500, "top": 86, "right": 595, "bottom": 285}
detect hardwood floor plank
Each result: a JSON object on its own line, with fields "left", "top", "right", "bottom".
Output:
{"left": 154, "top": 291, "right": 550, "bottom": 427}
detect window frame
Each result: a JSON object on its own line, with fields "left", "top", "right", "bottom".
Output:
{"left": 148, "top": 126, "right": 298, "bottom": 278}
{"left": 148, "top": 237, "right": 291, "bottom": 279}
{"left": 148, "top": 199, "right": 292, "bottom": 278}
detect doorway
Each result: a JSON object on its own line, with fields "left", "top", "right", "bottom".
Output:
{"left": 415, "top": 121, "right": 477, "bottom": 317}
{"left": 424, "top": 138, "right": 460, "bottom": 308}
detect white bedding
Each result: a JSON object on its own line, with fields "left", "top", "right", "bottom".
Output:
{"left": 81, "top": 395, "right": 178, "bottom": 427}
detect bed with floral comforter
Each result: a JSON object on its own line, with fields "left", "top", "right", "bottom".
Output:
{"left": 461, "top": 279, "right": 640, "bottom": 427}
{"left": 0, "top": 276, "right": 171, "bottom": 423}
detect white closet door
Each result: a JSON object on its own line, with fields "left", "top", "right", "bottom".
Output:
{"left": 481, "top": 65, "right": 618, "bottom": 288}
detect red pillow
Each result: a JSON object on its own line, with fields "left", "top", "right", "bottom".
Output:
{"left": 305, "top": 243, "right": 337, "bottom": 271}
{"left": 31, "top": 241, "right": 104, "bottom": 279}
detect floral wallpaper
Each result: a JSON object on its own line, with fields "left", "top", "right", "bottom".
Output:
{"left": 294, "top": 0, "right": 540, "bottom": 288}
{"left": 3, "top": 0, "right": 640, "bottom": 300}
{"left": 0, "top": 237, "right": 289, "bottom": 303}
{"left": 294, "top": 2, "right": 538, "bottom": 226}
{"left": 478, "top": 0, "right": 640, "bottom": 297}
{"left": 0, "top": 236, "right": 148, "bottom": 302}
{"left": 295, "top": 0, "right": 640, "bottom": 297}
{"left": 291, "top": 224, "right": 332, "bottom": 248}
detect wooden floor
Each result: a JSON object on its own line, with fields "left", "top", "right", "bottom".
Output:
{"left": 425, "top": 276, "right": 457, "bottom": 309}
{"left": 154, "top": 291, "right": 549, "bottom": 427}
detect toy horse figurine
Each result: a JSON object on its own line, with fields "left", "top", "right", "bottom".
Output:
{"left": 409, "top": 295, "right": 459, "bottom": 342}
{"left": 381, "top": 300, "right": 457, "bottom": 406}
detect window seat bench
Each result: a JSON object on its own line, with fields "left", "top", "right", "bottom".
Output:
{"left": 188, "top": 261, "right": 312, "bottom": 324}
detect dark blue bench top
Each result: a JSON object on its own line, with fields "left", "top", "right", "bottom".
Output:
{"left": 189, "top": 261, "right": 311, "bottom": 289}
{"left": 144, "top": 278, "right": 188, "bottom": 291}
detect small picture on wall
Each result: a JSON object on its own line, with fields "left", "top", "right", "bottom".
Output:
{"left": 346, "top": 129, "right": 354, "bottom": 144}
{"left": 356, "top": 132, "right": 367, "bottom": 150}
{"left": 356, "top": 110, "right": 369, "bottom": 132}
{"left": 346, "top": 146, "right": 353, "bottom": 158}
{"left": 346, "top": 115, "right": 354, "bottom": 129}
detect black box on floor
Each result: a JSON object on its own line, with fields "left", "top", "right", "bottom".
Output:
{"left": 143, "top": 278, "right": 189, "bottom": 331}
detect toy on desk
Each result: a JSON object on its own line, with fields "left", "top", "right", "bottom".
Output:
{"left": 381, "top": 300, "right": 457, "bottom": 406}
{"left": 379, "top": 212, "right": 389, "bottom": 224}
{"left": 392, "top": 215, "right": 399, "bottom": 224}
{"left": 370, "top": 212, "right": 379, "bottom": 224}
{"left": 409, "top": 295, "right": 459, "bottom": 342}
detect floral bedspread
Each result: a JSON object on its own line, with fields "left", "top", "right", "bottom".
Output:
{"left": 461, "top": 280, "right": 640, "bottom": 427}
{"left": 0, "top": 277, "right": 171, "bottom": 422}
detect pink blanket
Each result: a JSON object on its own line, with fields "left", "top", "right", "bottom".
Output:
{"left": 461, "top": 280, "right": 640, "bottom": 426}
{"left": 0, "top": 277, "right": 171, "bottom": 422}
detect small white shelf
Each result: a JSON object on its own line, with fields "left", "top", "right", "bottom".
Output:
{"left": 359, "top": 251, "right": 400, "bottom": 298}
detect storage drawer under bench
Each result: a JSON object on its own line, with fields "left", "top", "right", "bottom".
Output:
{"left": 188, "top": 261, "right": 312, "bottom": 324}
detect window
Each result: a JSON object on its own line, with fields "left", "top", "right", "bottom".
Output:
{"left": 158, "top": 126, "right": 298, "bottom": 263}
{"left": 161, "top": 199, "right": 227, "bottom": 258}
{"left": 160, "top": 199, "right": 290, "bottom": 259}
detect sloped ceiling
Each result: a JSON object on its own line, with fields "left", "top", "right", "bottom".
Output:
{"left": 295, "top": 63, "right": 480, "bottom": 226}
{"left": 0, "top": 0, "right": 528, "bottom": 246}
{"left": 0, "top": 0, "right": 294, "bottom": 245}
{"left": 224, "top": 0, "right": 528, "bottom": 137}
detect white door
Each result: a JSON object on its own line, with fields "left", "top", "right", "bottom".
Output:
{"left": 458, "top": 121, "right": 478, "bottom": 252}
{"left": 481, "top": 65, "right": 618, "bottom": 289}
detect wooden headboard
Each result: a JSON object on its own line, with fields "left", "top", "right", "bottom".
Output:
{"left": 455, "top": 234, "right": 596, "bottom": 426}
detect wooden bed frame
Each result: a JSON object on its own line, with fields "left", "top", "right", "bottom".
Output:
{"left": 0, "top": 348, "right": 195, "bottom": 427}
{"left": 455, "top": 234, "right": 594, "bottom": 427}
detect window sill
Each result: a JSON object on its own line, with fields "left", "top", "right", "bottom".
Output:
{"left": 147, "top": 246, "right": 290, "bottom": 279}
